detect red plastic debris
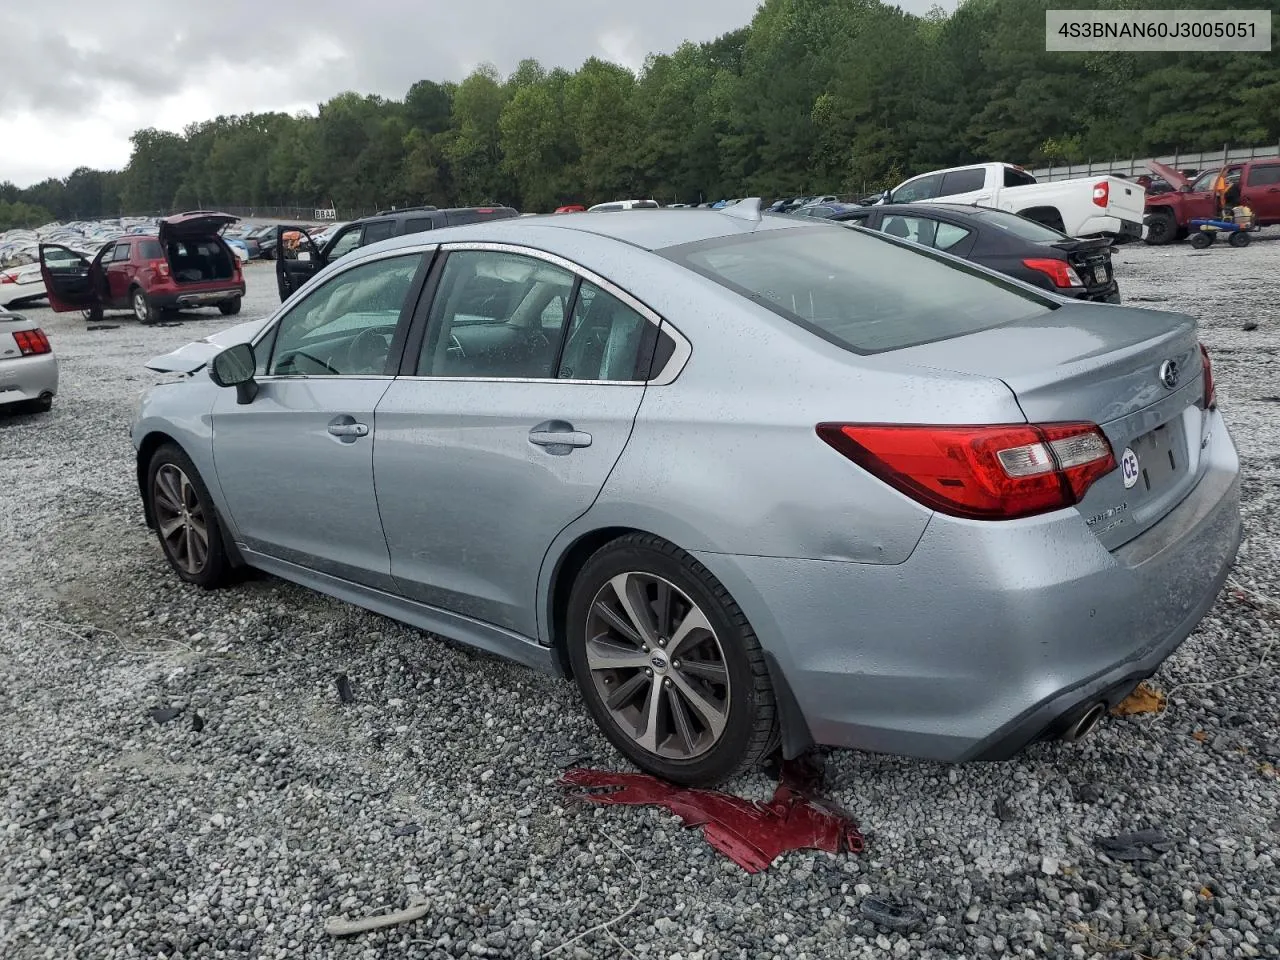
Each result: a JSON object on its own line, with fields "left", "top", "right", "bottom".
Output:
{"left": 557, "top": 757, "right": 864, "bottom": 873}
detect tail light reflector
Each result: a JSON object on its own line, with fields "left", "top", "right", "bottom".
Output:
{"left": 816, "top": 422, "right": 1116, "bottom": 520}
{"left": 1200, "top": 342, "right": 1216, "bottom": 409}
{"left": 1023, "top": 258, "right": 1084, "bottom": 288}
{"left": 12, "top": 328, "right": 52, "bottom": 356}
{"left": 1092, "top": 181, "right": 1110, "bottom": 207}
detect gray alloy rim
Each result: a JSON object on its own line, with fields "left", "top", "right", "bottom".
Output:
{"left": 133, "top": 291, "right": 147, "bottom": 322}
{"left": 585, "top": 571, "right": 730, "bottom": 761}
{"left": 152, "top": 464, "right": 209, "bottom": 575}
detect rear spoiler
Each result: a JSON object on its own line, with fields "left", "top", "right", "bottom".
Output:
{"left": 1051, "top": 236, "right": 1113, "bottom": 253}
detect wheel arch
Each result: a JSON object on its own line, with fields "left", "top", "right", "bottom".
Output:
{"left": 541, "top": 523, "right": 812, "bottom": 759}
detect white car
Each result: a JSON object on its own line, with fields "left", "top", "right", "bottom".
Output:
{"left": 0, "top": 260, "right": 47, "bottom": 308}
{"left": 588, "top": 199, "right": 661, "bottom": 212}
{"left": 883, "top": 162, "right": 1146, "bottom": 240}
{"left": 0, "top": 310, "right": 57, "bottom": 413}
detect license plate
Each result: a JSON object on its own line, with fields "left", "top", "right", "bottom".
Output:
{"left": 1129, "top": 425, "right": 1181, "bottom": 493}
{"left": 1093, "top": 265, "right": 1108, "bottom": 284}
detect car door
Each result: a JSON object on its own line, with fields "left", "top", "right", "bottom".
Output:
{"left": 274, "top": 226, "right": 326, "bottom": 301}
{"left": 1242, "top": 161, "right": 1280, "bottom": 221}
{"left": 211, "top": 249, "right": 431, "bottom": 590}
{"left": 1183, "top": 167, "right": 1233, "bottom": 221}
{"left": 105, "top": 241, "right": 134, "bottom": 305}
{"left": 38, "top": 243, "right": 100, "bottom": 313}
{"left": 373, "top": 244, "right": 667, "bottom": 638}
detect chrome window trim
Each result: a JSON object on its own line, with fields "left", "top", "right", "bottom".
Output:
{"left": 430, "top": 241, "right": 691, "bottom": 386}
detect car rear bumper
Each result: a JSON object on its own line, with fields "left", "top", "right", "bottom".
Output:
{"left": 149, "top": 282, "right": 245, "bottom": 310}
{"left": 1077, "top": 215, "right": 1144, "bottom": 240}
{"left": 0, "top": 352, "right": 58, "bottom": 406}
{"left": 694, "top": 409, "right": 1241, "bottom": 762}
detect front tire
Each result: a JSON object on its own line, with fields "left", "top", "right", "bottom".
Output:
{"left": 1144, "top": 209, "right": 1176, "bottom": 245}
{"left": 146, "top": 444, "right": 233, "bottom": 588}
{"left": 132, "top": 288, "right": 159, "bottom": 325}
{"left": 565, "top": 533, "right": 777, "bottom": 787}
{"left": 219, "top": 297, "right": 242, "bottom": 316}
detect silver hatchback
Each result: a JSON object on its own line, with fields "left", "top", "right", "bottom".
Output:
{"left": 132, "top": 206, "right": 1241, "bottom": 785}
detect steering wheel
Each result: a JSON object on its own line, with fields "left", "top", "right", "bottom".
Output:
{"left": 447, "top": 334, "right": 466, "bottom": 359}
{"left": 347, "top": 327, "right": 389, "bottom": 374}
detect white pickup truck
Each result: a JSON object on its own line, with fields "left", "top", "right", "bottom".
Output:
{"left": 882, "top": 162, "right": 1146, "bottom": 241}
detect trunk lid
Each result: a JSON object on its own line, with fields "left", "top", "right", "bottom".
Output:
{"left": 158, "top": 211, "right": 239, "bottom": 244}
{"left": 1050, "top": 236, "right": 1114, "bottom": 293}
{"left": 884, "top": 302, "right": 1206, "bottom": 549}
{"left": 1099, "top": 174, "right": 1146, "bottom": 224}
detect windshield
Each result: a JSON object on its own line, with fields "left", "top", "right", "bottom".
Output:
{"left": 662, "top": 225, "right": 1053, "bottom": 355}
{"left": 970, "top": 208, "right": 1069, "bottom": 242}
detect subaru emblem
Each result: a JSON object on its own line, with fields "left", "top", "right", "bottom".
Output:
{"left": 1159, "top": 359, "right": 1179, "bottom": 390}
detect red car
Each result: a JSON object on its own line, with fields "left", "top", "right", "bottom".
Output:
{"left": 554, "top": 204, "right": 587, "bottom": 214}
{"left": 40, "top": 212, "right": 246, "bottom": 323}
{"left": 1143, "top": 159, "right": 1280, "bottom": 244}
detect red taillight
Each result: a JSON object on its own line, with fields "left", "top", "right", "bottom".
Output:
{"left": 1200, "top": 343, "right": 1216, "bottom": 409}
{"left": 0, "top": 272, "right": 16, "bottom": 284}
{"left": 1092, "top": 181, "right": 1109, "bottom": 208}
{"left": 475, "top": 208, "right": 496, "bottom": 213}
{"left": 816, "top": 422, "right": 1116, "bottom": 521}
{"left": 1022, "top": 258, "right": 1083, "bottom": 288}
{"left": 12, "top": 329, "right": 52, "bottom": 356}
{"left": 151, "top": 259, "right": 171, "bottom": 279}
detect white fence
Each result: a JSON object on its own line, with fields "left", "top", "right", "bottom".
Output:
{"left": 1028, "top": 143, "right": 1280, "bottom": 182}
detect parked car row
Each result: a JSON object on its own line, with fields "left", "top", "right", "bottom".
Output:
{"left": 130, "top": 200, "right": 1241, "bottom": 786}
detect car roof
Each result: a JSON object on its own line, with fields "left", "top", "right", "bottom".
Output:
{"left": 353, "top": 207, "right": 812, "bottom": 256}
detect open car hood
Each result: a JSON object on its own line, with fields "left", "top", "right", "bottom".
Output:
{"left": 158, "top": 211, "right": 240, "bottom": 244}
{"left": 1145, "top": 160, "right": 1192, "bottom": 191}
{"left": 145, "top": 317, "right": 269, "bottom": 373}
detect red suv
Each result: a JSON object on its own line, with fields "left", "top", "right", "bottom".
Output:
{"left": 40, "top": 212, "right": 246, "bottom": 323}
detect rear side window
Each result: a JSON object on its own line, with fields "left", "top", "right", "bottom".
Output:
{"left": 662, "top": 227, "right": 1051, "bottom": 355}
{"left": 404, "top": 217, "right": 436, "bottom": 234}
{"left": 362, "top": 220, "right": 397, "bottom": 244}
{"left": 1003, "top": 167, "right": 1038, "bottom": 188}
{"left": 138, "top": 240, "right": 163, "bottom": 259}
{"left": 939, "top": 168, "right": 986, "bottom": 195}
{"left": 633, "top": 200, "right": 660, "bottom": 209}
{"left": 1246, "top": 163, "right": 1280, "bottom": 186}
{"left": 111, "top": 243, "right": 131, "bottom": 262}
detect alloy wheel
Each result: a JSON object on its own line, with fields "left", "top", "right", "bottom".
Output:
{"left": 133, "top": 291, "right": 148, "bottom": 322}
{"left": 585, "top": 572, "right": 730, "bottom": 760}
{"left": 152, "top": 463, "right": 210, "bottom": 575}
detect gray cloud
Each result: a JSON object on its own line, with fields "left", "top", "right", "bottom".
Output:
{"left": 2, "top": 0, "right": 955, "bottom": 183}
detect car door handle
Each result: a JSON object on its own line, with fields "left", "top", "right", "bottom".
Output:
{"left": 529, "top": 421, "right": 592, "bottom": 452}
{"left": 327, "top": 416, "right": 369, "bottom": 441}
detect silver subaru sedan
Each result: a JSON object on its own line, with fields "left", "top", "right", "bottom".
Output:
{"left": 131, "top": 204, "right": 1241, "bottom": 786}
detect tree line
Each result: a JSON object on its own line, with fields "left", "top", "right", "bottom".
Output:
{"left": 3, "top": 0, "right": 1278, "bottom": 230}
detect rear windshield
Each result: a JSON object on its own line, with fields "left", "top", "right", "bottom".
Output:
{"left": 662, "top": 225, "right": 1052, "bottom": 355}
{"left": 970, "top": 208, "right": 1069, "bottom": 242}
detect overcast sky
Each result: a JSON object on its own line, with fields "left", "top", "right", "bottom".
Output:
{"left": 2, "top": 0, "right": 955, "bottom": 187}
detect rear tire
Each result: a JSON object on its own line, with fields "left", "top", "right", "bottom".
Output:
{"left": 219, "top": 297, "right": 242, "bottom": 316}
{"left": 146, "top": 443, "right": 234, "bottom": 589}
{"left": 565, "top": 533, "right": 777, "bottom": 787}
{"left": 1144, "top": 209, "right": 1176, "bottom": 245}
{"left": 82, "top": 306, "right": 104, "bottom": 323}
{"left": 132, "top": 287, "right": 159, "bottom": 325}
{"left": 1189, "top": 232, "right": 1213, "bottom": 250}
{"left": 19, "top": 393, "right": 53, "bottom": 414}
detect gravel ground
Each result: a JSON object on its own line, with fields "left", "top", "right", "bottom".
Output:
{"left": 1, "top": 245, "right": 1277, "bottom": 960}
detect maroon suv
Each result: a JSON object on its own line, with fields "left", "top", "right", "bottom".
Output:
{"left": 40, "top": 212, "right": 246, "bottom": 323}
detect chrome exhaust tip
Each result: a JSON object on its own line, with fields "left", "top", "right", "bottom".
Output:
{"left": 1061, "top": 702, "right": 1107, "bottom": 743}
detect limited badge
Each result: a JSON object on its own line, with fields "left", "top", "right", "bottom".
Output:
{"left": 1121, "top": 447, "right": 1140, "bottom": 489}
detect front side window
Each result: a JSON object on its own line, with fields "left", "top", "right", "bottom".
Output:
{"left": 663, "top": 226, "right": 1051, "bottom": 355}
{"left": 891, "top": 174, "right": 942, "bottom": 203}
{"left": 268, "top": 254, "right": 421, "bottom": 377}
{"left": 362, "top": 220, "right": 397, "bottom": 244}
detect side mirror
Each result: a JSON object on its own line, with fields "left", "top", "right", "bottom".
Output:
{"left": 209, "top": 342, "right": 259, "bottom": 405}
{"left": 880, "top": 190, "right": 892, "bottom": 204}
